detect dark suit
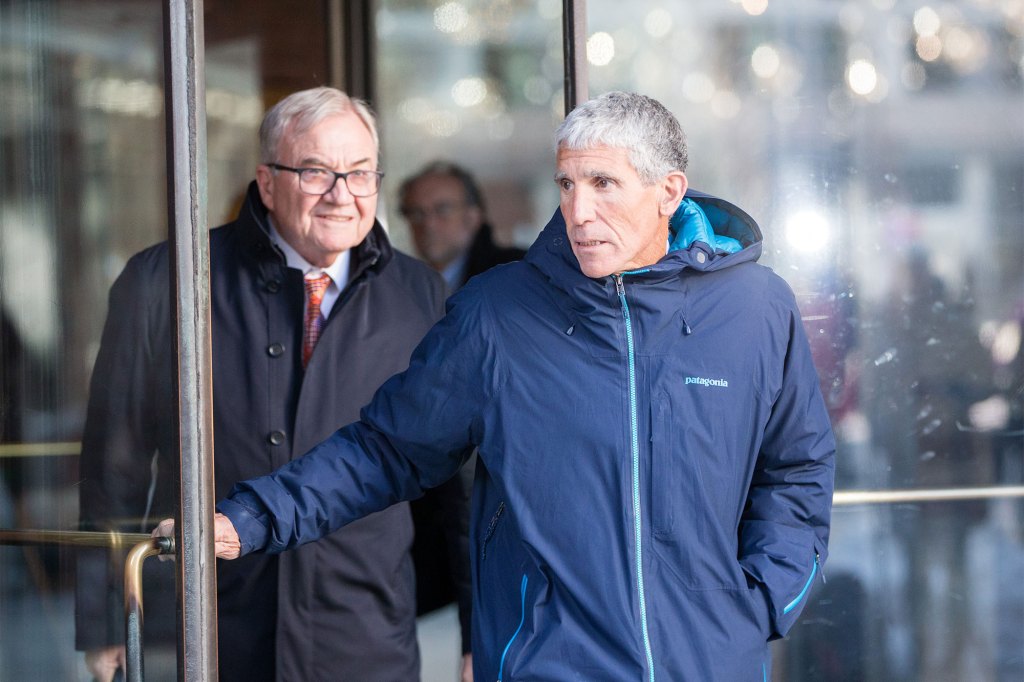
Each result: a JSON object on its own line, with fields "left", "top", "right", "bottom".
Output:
{"left": 77, "top": 182, "right": 451, "bottom": 680}
{"left": 460, "top": 223, "right": 527, "bottom": 288}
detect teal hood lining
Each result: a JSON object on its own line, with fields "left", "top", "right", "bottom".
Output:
{"left": 668, "top": 198, "right": 743, "bottom": 255}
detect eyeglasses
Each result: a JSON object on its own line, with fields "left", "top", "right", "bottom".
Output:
{"left": 400, "top": 200, "right": 468, "bottom": 223}
{"left": 268, "top": 163, "right": 384, "bottom": 197}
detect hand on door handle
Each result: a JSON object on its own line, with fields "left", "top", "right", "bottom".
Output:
{"left": 151, "top": 513, "right": 241, "bottom": 560}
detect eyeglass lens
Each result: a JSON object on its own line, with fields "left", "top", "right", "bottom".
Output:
{"left": 298, "top": 168, "right": 381, "bottom": 197}
{"left": 401, "top": 201, "right": 464, "bottom": 222}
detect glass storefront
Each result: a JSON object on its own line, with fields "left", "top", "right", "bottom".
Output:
{"left": 1, "top": 1, "right": 1021, "bottom": 680}
{"left": 375, "top": 3, "right": 1023, "bottom": 677}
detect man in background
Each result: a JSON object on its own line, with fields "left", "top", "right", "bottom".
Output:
{"left": 77, "top": 87, "right": 468, "bottom": 681}
{"left": 398, "top": 161, "right": 523, "bottom": 637}
{"left": 399, "top": 161, "right": 524, "bottom": 292}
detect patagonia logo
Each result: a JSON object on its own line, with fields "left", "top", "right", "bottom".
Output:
{"left": 685, "top": 376, "right": 729, "bottom": 388}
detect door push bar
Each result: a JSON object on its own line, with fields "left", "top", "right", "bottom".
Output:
{"left": 0, "top": 529, "right": 176, "bottom": 681}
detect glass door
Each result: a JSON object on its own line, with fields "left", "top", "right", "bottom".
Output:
{"left": 0, "top": 1, "right": 334, "bottom": 678}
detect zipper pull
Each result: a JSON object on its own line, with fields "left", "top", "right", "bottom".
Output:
{"left": 613, "top": 273, "right": 625, "bottom": 297}
{"left": 816, "top": 552, "right": 827, "bottom": 584}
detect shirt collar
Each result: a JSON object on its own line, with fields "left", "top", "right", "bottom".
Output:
{"left": 267, "top": 218, "right": 350, "bottom": 288}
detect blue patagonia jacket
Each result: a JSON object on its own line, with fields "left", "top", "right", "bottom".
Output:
{"left": 219, "top": 190, "right": 836, "bottom": 682}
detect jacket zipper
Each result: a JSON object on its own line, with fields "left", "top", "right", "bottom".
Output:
{"left": 783, "top": 553, "right": 822, "bottom": 615}
{"left": 614, "top": 273, "right": 655, "bottom": 682}
{"left": 497, "top": 574, "right": 528, "bottom": 682}
{"left": 481, "top": 501, "right": 505, "bottom": 560}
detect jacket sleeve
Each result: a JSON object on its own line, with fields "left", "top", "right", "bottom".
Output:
{"left": 738, "top": 301, "right": 836, "bottom": 640}
{"left": 75, "top": 251, "right": 167, "bottom": 650}
{"left": 218, "top": 282, "right": 501, "bottom": 557}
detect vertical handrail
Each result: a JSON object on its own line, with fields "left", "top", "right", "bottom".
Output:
{"left": 124, "top": 537, "right": 176, "bottom": 682}
{"left": 162, "top": 1, "right": 217, "bottom": 681}
{"left": 562, "top": 0, "right": 589, "bottom": 114}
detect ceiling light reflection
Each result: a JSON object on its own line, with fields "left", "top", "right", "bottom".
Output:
{"left": 785, "top": 209, "right": 831, "bottom": 254}
{"left": 587, "top": 32, "right": 615, "bottom": 66}
{"left": 916, "top": 34, "right": 943, "bottom": 61}
{"left": 847, "top": 59, "right": 878, "bottom": 96}
{"left": 913, "top": 6, "right": 942, "bottom": 36}
{"left": 434, "top": 2, "right": 469, "bottom": 34}
{"left": 751, "top": 44, "right": 781, "bottom": 78}
{"left": 451, "top": 77, "right": 487, "bottom": 107}
{"left": 644, "top": 8, "right": 673, "bottom": 38}
{"left": 741, "top": 0, "right": 768, "bottom": 16}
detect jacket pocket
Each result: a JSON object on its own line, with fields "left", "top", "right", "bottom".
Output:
{"left": 783, "top": 553, "right": 822, "bottom": 615}
{"left": 650, "top": 389, "right": 750, "bottom": 590}
{"left": 497, "top": 573, "right": 529, "bottom": 682}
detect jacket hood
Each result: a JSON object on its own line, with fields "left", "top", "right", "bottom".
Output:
{"left": 525, "top": 188, "right": 763, "bottom": 298}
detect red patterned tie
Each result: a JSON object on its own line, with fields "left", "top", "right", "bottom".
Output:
{"left": 302, "top": 273, "right": 332, "bottom": 368}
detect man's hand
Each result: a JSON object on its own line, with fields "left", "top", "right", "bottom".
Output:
{"left": 85, "top": 645, "right": 125, "bottom": 682}
{"left": 460, "top": 652, "right": 473, "bottom": 682}
{"left": 151, "top": 513, "right": 242, "bottom": 560}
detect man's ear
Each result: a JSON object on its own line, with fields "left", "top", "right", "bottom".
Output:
{"left": 255, "top": 164, "right": 275, "bottom": 213}
{"left": 659, "top": 171, "right": 688, "bottom": 217}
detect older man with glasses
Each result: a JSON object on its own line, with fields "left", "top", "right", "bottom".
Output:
{"left": 77, "top": 87, "right": 470, "bottom": 682}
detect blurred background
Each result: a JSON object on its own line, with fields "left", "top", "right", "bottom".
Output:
{"left": 1, "top": 0, "right": 1021, "bottom": 679}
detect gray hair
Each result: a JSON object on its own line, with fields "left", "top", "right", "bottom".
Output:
{"left": 554, "top": 91, "right": 688, "bottom": 185}
{"left": 258, "top": 86, "right": 379, "bottom": 164}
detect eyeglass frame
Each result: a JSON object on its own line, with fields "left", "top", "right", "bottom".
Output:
{"left": 267, "top": 163, "right": 385, "bottom": 197}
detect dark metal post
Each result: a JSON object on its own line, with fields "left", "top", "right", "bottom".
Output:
{"left": 328, "top": 0, "right": 375, "bottom": 103}
{"left": 162, "top": 1, "right": 217, "bottom": 680}
{"left": 562, "top": 0, "right": 589, "bottom": 114}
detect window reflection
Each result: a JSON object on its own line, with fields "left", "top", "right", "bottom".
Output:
{"left": 0, "top": 0, "right": 1020, "bottom": 680}
{"left": 1, "top": 0, "right": 328, "bottom": 679}
{"left": 376, "top": 1, "right": 1023, "bottom": 680}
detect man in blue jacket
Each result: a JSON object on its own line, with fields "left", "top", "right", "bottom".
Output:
{"left": 178, "top": 91, "right": 835, "bottom": 681}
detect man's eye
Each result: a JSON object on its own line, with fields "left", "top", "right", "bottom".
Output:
{"left": 595, "top": 177, "right": 610, "bottom": 188}
{"left": 558, "top": 179, "right": 572, "bottom": 191}
{"left": 348, "top": 170, "right": 368, "bottom": 179}
{"left": 304, "top": 168, "right": 330, "bottom": 178}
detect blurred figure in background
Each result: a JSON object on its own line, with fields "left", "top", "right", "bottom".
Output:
{"left": 866, "top": 246, "right": 991, "bottom": 680}
{"left": 399, "top": 161, "right": 524, "bottom": 293}
{"left": 397, "top": 162, "right": 524, "bottom": 660}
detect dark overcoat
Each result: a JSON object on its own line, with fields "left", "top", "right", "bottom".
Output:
{"left": 76, "top": 181, "right": 447, "bottom": 680}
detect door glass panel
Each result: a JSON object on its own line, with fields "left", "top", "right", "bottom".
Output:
{"left": 375, "top": 1, "right": 1024, "bottom": 681}
{"left": 0, "top": 1, "right": 328, "bottom": 679}
{"left": 375, "top": 0, "right": 563, "bottom": 253}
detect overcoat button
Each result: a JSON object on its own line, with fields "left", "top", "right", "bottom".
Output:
{"left": 268, "top": 430, "right": 286, "bottom": 446}
{"left": 267, "top": 343, "right": 285, "bottom": 357}
{"left": 265, "top": 279, "right": 281, "bottom": 293}
{"left": 696, "top": 251, "right": 707, "bottom": 263}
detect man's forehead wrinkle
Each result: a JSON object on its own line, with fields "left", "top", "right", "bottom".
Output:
{"left": 297, "top": 153, "right": 374, "bottom": 168}
{"left": 554, "top": 167, "right": 617, "bottom": 179}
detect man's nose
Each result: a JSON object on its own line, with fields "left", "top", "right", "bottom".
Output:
{"left": 323, "top": 175, "right": 354, "bottom": 203}
{"left": 565, "top": 190, "right": 594, "bottom": 226}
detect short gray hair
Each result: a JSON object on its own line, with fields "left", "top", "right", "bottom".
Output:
{"left": 554, "top": 91, "right": 688, "bottom": 185}
{"left": 259, "top": 86, "right": 379, "bottom": 164}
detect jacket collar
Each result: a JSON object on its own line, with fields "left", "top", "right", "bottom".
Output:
{"left": 525, "top": 188, "right": 763, "bottom": 300}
